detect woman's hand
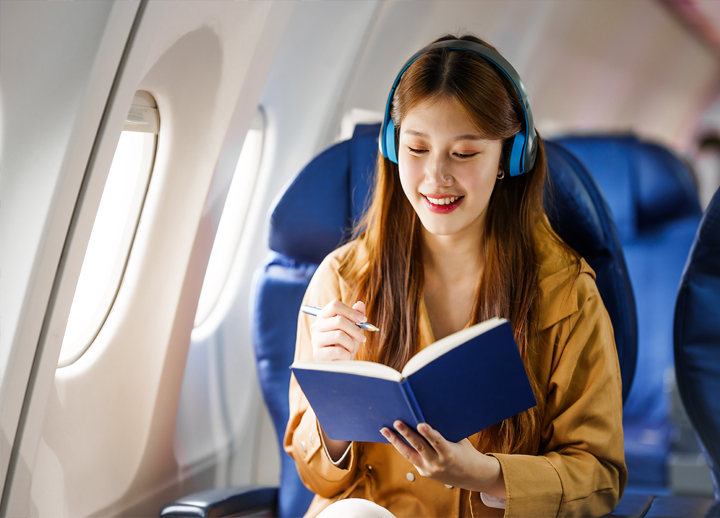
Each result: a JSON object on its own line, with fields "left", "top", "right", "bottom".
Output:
{"left": 310, "top": 300, "right": 368, "bottom": 362}
{"left": 380, "top": 421, "right": 506, "bottom": 498}
{"left": 310, "top": 300, "right": 367, "bottom": 464}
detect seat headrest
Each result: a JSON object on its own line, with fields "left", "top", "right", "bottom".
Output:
{"left": 543, "top": 141, "right": 606, "bottom": 256}
{"left": 268, "top": 124, "right": 377, "bottom": 264}
{"left": 557, "top": 134, "right": 701, "bottom": 240}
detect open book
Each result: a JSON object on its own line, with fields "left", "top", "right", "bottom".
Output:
{"left": 291, "top": 317, "right": 537, "bottom": 443}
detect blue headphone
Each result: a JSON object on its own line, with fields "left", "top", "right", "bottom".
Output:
{"left": 379, "top": 39, "right": 537, "bottom": 177}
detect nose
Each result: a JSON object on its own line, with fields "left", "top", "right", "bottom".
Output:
{"left": 425, "top": 154, "right": 453, "bottom": 186}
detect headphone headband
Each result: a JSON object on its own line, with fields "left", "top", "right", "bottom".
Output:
{"left": 379, "top": 39, "right": 537, "bottom": 177}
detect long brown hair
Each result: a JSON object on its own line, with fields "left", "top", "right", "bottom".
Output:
{"left": 339, "top": 35, "right": 578, "bottom": 454}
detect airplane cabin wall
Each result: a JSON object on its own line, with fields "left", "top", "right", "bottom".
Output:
{"left": 2, "top": 1, "right": 719, "bottom": 517}
{"left": 0, "top": 0, "right": 142, "bottom": 511}
{"left": 8, "top": 2, "right": 293, "bottom": 516}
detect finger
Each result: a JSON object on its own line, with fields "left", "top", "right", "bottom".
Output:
{"left": 380, "top": 427, "right": 423, "bottom": 465}
{"left": 393, "top": 421, "right": 437, "bottom": 460}
{"left": 352, "top": 300, "right": 366, "bottom": 317}
{"left": 321, "top": 299, "right": 367, "bottom": 324}
{"left": 312, "top": 328, "right": 361, "bottom": 356}
{"left": 416, "top": 423, "right": 448, "bottom": 454}
{"left": 313, "top": 314, "right": 366, "bottom": 344}
{"left": 314, "top": 345, "right": 354, "bottom": 362}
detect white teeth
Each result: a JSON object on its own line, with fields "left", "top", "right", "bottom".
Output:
{"left": 426, "top": 196, "right": 459, "bottom": 206}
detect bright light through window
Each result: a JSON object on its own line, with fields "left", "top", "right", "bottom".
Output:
{"left": 59, "top": 92, "right": 158, "bottom": 367}
{"left": 194, "top": 110, "right": 265, "bottom": 327}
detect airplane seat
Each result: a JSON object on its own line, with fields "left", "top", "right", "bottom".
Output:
{"left": 672, "top": 187, "right": 720, "bottom": 517}
{"left": 160, "top": 126, "right": 638, "bottom": 517}
{"left": 555, "top": 134, "right": 703, "bottom": 492}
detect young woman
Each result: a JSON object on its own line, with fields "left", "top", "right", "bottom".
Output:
{"left": 284, "top": 34, "right": 627, "bottom": 518}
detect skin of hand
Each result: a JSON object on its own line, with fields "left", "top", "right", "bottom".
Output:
{"left": 310, "top": 299, "right": 367, "bottom": 462}
{"left": 310, "top": 299, "right": 367, "bottom": 362}
{"left": 380, "top": 421, "right": 506, "bottom": 499}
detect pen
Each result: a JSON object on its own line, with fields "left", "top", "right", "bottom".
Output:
{"left": 301, "top": 305, "right": 380, "bottom": 332}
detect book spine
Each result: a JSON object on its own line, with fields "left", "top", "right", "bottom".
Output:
{"left": 400, "top": 378, "right": 426, "bottom": 426}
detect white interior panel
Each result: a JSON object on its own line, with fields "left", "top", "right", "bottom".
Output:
{"left": 0, "top": 0, "right": 140, "bottom": 508}
{"left": 23, "top": 2, "right": 293, "bottom": 517}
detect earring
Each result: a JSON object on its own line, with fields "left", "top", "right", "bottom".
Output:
{"left": 497, "top": 170, "right": 505, "bottom": 180}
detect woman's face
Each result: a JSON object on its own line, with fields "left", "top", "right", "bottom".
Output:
{"left": 398, "top": 96, "right": 503, "bottom": 240}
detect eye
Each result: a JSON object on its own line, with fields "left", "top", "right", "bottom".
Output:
{"left": 455, "top": 152, "right": 479, "bottom": 159}
{"left": 408, "top": 146, "right": 428, "bottom": 154}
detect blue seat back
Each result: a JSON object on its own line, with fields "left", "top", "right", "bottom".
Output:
{"left": 556, "top": 134, "right": 702, "bottom": 426}
{"left": 674, "top": 187, "right": 720, "bottom": 507}
{"left": 252, "top": 125, "right": 636, "bottom": 517}
{"left": 544, "top": 141, "right": 637, "bottom": 402}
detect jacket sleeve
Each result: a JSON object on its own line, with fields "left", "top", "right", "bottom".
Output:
{"left": 488, "top": 272, "right": 628, "bottom": 517}
{"left": 283, "top": 253, "right": 361, "bottom": 498}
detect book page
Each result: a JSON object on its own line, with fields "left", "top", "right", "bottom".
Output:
{"left": 401, "top": 317, "right": 506, "bottom": 377}
{"left": 292, "top": 360, "right": 404, "bottom": 382}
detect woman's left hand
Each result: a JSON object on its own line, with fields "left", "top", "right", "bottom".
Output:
{"left": 380, "top": 421, "right": 506, "bottom": 498}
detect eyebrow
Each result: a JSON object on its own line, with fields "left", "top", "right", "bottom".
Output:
{"left": 404, "top": 129, "right": 484, "bottom": 141}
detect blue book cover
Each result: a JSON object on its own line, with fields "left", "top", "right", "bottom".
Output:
{"left": 291, "top": 318, "right": 537, "bottom": 443}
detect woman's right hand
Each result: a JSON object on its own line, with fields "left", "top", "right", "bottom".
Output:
{"left": 310, "top": 300, "right": 367, "bottom": 362}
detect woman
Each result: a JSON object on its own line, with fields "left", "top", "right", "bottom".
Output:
{"left": 284, "top": 34, "right": 627, "bottom": 517}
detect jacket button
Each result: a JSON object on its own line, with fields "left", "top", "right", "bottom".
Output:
{"left": 406, "top": 472, "right": 415, "bottom": 482}
{"left": 445, "top": 484, "right": 453, "bottom": 489}
{"left": 301, "top": 441, "right": 306, "bottom": 452}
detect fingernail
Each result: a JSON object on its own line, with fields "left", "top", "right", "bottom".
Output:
{"left": 419, "top": 423, "right": 428, "bottom": 433}
{"left": 395, "top": 422, "right": 405, "bottom": 431}
{"left": 356, "top": 312, "right": 367, "bottom": 323}
{"left": 380, "top": 428, "right": 388, "bottom": 437}
{"left": 361, "top": 335, "right": 366, "bottom": 342}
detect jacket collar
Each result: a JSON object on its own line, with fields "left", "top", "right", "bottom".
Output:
{"left": 535, "top": 221, "right": 594, "bottom": 330}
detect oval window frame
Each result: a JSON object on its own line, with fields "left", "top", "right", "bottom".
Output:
{"left": 58, "top": 91, "right": 159, "bottom": 367}
{"left": 193, "top": 107, "right": 266, "bottom": 328}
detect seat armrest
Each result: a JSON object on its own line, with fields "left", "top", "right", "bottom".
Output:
{"left": 644, "top": 495, "right": 716, "bottom": 517}
{"left": 160, "top": 486, "right": 278, "bottom": 517}
{"left": 604, "top": 493, "right": 655, "bottom": 517}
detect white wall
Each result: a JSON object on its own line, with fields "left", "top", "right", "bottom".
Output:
{"left": 13, "top": 2, "right": 293, "bottom": 516}
{"left": 0, "top": 0, "right": 140, "bottom": 506}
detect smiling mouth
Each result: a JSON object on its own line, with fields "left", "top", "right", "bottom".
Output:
{"left": 424, "top": 195, "right": 462, "bottom": 206}
{"left": 422, "top": 195, "right": 463, "bottom": 213}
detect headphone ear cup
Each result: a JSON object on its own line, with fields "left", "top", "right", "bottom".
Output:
{"left": 508, "top": 131, "right": 527, "bottom": 177}
{"left": 525, "top": 135, "right": 537, "bottom": 173}
{"left": 384, "top": 119, "right": 398, "bottom": 164}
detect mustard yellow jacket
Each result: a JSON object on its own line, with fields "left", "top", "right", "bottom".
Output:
{"left": 285, "top": 225, "right": 627, "bottom": 517}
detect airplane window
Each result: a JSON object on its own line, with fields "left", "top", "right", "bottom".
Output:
{"left": 194, "top": 108, "right": 265, "bottom": 328}
{"left": 58, "top": 91, "right": 158, "bottom": 367}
